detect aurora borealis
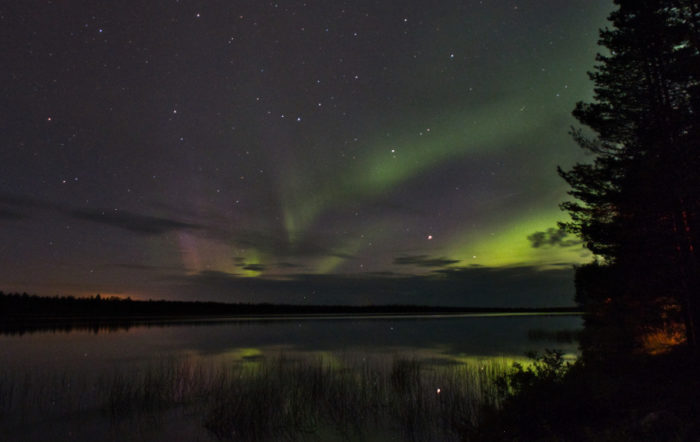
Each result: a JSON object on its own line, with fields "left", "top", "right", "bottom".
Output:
{"left": 0, "top": 1, "right": 612, "bottom": 305}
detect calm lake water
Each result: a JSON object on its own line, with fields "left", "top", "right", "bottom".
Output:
{"left": 1, "top": 313, "right": 581, "bottom": 373}
{"left": 0, "top": 314, "right": 581, "bottom": 442}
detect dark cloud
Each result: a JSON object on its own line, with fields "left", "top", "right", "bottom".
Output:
{"left": 194, "top": 270, "right": 240, "bottom": 280}
{"left": 70, "top": 208, "right": 201, "bottom": 235}
{"left": 242, "top": 263, "right": 266, "bottom": 272}
{"left": 0, "top": 193, "right": 199, "bottom": 235}
{"left": 393, "top": 255, "right": 460, "bottom": 268}
{"left": 367, "top": 271, "right": 398, "bottom": 277}
{"left": 170, "top": 266, "right": 575, "bottom": 308}
{"left": 0, "top": 0, "right": 611, "bottom": 302}
{"left": 275, "top": 262, "right": 304, "bottom": 269}
{"left": 528, "top": 228, "right": 582, "bottom": 248}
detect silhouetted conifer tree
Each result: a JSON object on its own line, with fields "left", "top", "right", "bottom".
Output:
{"left": 560, "top": 0, "right": 700, "bottom": 355}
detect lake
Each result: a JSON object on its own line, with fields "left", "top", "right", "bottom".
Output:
{"left": 0, "top": 313, "right": 581, "bottom": 441}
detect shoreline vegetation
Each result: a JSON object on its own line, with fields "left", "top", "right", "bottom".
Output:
{"left": 0, "top": 290, "right": 583, "bottom": 440}
{"left": 0, "top": 291, "right": 581, "bottom": 317}
{"left": 488, "top": 0, "right": 700, "bottom": 438}
{"left": 477, "top": 347, "right": 700, "bottom": 441}
{"left": 0, "top": 291, "right": 580, "bottom": 335}
{"left": 0, "top": 352, "right": 513, "bottom": 441}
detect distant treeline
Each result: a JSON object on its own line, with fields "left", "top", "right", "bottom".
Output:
{"left": 0, "top": 291, "right": 579, "bottom": 319}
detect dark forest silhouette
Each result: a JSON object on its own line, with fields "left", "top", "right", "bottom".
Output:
{"left": 559, "top": 0, "right": 699, "bottom": 357}
{"left": 0, "top": 291, "right": 577, "bottom": 335}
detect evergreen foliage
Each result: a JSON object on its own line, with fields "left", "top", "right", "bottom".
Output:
{"left": 0, "top": 291, "right": 576, "bottom": 335}
{"left": 560, "top": 0, "right": 700, "bottom": 354}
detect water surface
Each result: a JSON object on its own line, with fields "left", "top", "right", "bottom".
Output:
{"left": 1, "top": 313, "right": 581, "bottom": 373}
{"left": 0, "top": 313, "right": 582, "bottom": 441}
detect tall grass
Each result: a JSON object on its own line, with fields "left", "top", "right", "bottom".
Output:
{"left": 182, "top": 354, "right": 510, "bottom": 441}
{"left": 0, "top": 354, "right": 515, "bottom": 441}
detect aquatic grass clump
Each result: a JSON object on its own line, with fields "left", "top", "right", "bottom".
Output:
{"left": 0, "top": 369, "right": 98, "bottom": 425}
{"left": 102, "top": 357, "right": 217, "bottom": 419}
{"left": 203, "top": 355, "right": 512, "bottom": 441}
{"left": 0, "top": 353, "right": 517, "bottom": 441}
{"left": 204, "top": 356, "right": 333, "bottom": 441}
{"left": 0, "top": 369, "right": 15, "bottom": 420}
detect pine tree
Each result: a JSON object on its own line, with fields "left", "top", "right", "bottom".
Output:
{"left": 560, "top": 0, "right": 700, "bottom": 355}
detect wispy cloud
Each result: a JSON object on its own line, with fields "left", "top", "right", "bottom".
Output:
{"left": 275, "top": 262, "right": 305, "bottom": 269}
{"left": 169, "top": 265, "right": 575, "bottom": 308}
{"left": 0, "top": 193, "right": 200, "bottom": 235}
{"left": 393, "top": 255, "right": 460, "bottom": 268}
{"left": 241, "top": 263, "right": 266, "bottom": 272}
{"left": 70, "top": 208, "right": 200, "bottom": 235}
{"left": 528, "top": 228, "right": 582, "bottom": 248}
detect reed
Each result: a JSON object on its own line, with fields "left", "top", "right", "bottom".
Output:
{"left": 203, "top": 355, "right": 511, "bottom": 441}
{"left": 0, "top": 354, "right": 515, "bottom": 441}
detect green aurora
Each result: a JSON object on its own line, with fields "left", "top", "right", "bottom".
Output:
{"left": 0, "top": 0, "right": 612, "bottom": 304}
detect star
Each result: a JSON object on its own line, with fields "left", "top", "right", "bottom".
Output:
{"left": 1, "top": 0, "right": 610, "bottom": 305}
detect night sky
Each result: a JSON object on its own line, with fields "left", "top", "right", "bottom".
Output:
{"left": 0, "top": 1, "right": 612, "bottom": 306}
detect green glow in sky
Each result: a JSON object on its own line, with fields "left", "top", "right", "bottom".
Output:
{"left": 281, "top": 95, "right": 560, "bottom": 247}
{"left": 0, "top": 0, "right": 614, "bottom": 303}
{"left": 447, "top": 209, "right": 591, "bottom": 269}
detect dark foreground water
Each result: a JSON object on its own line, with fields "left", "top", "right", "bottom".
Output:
{"left": 0, "top": 314, "right": 581, "bottom": 441}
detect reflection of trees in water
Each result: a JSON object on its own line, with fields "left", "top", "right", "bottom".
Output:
{"left": 0, "top": 317, "right": 301, "bottom": 335}
{"left": 0, "top": 320, "right": 135, "bottom": 335}
{"left": 0, "top": 290, "right": 581, "bottom": 336}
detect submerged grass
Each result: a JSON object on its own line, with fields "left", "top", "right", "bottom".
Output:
{"left": 197, "top": 354, "right": 510, "bottom": 441}
{"left": 0, "top": 354, "right": 515, "bottom": 441}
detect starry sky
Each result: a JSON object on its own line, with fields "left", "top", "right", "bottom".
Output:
{"left": 0, "top": 1, "right": 612, "bottom": 306}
